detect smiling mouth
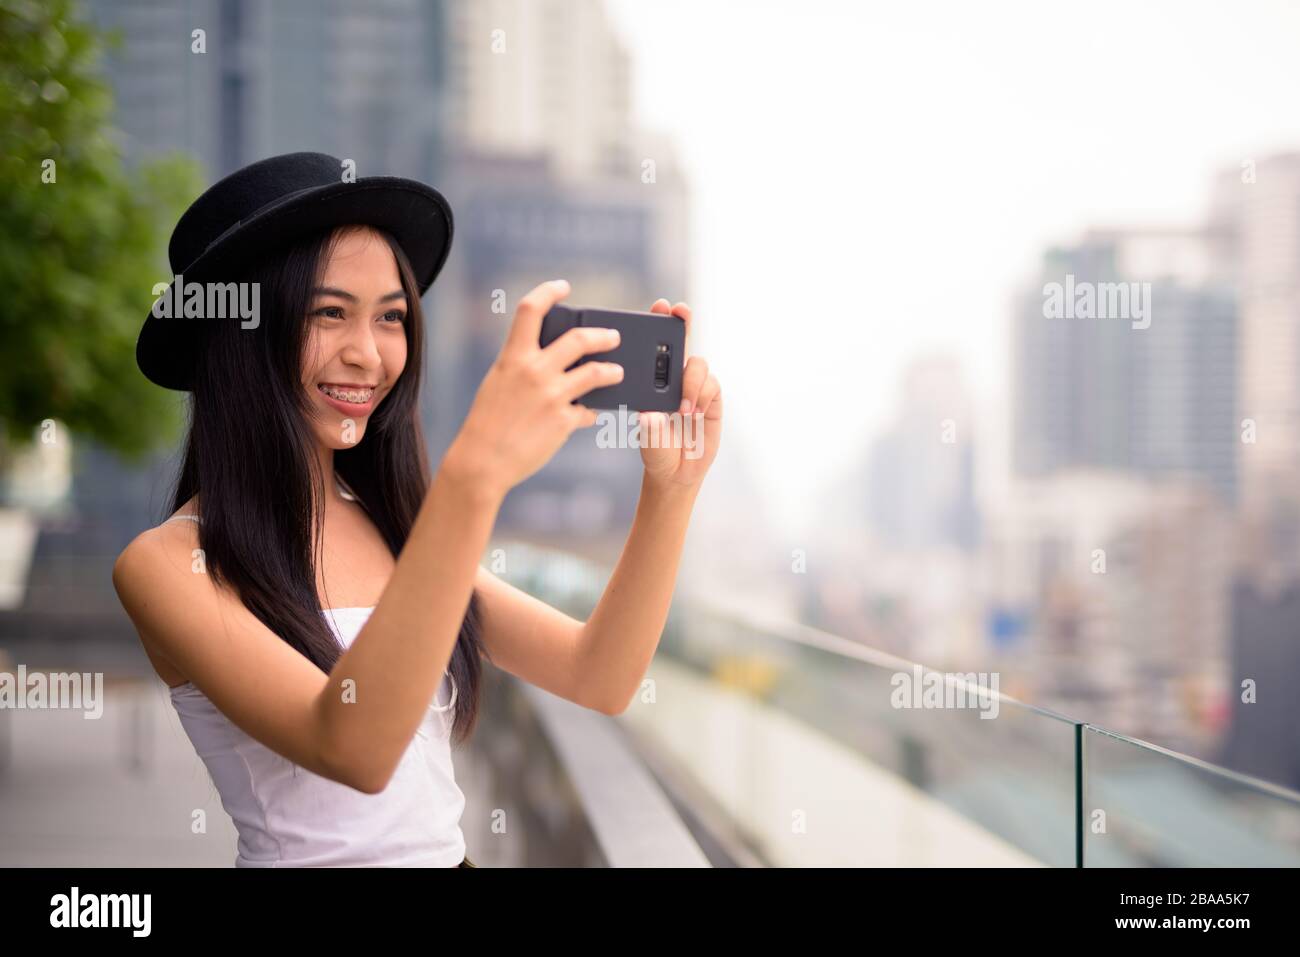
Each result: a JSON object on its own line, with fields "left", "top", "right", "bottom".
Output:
{"left": 317, "top": 383, "right": 377, "bottom": 404}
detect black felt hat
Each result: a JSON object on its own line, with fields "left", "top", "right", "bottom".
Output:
{"left": 136, "top": 151, "right": 454, "bottom": 391}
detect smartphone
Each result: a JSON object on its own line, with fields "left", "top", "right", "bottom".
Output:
{"left": 539, "top": 304, "right": 685, "bottom": 412}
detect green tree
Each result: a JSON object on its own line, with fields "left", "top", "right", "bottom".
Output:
{"left": 0, "top": 0, "right": 202, "bottom": 469}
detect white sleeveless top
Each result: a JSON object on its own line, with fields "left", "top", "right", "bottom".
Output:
{"left": 162, "top": 512, "right": 467, "bottom": 868}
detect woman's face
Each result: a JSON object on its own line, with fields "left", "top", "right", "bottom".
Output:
{"left": 301, "top": 226, "right": 409, "bottom": 449}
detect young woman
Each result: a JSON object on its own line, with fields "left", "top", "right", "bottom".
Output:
{"left": 111, "top": 152, "right": 722, "bottom": 867}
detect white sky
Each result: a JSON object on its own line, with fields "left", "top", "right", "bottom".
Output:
{"left": 606, "top": 0, "right": 1300, "bottom": 534}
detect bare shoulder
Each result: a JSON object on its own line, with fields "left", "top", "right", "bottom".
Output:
{"left": 112, "top": 519, "right": 216, "bottom": 686}
{"left": 109, "top": 509, "right": 352, "bottom": 787}
{"left": 112, "top": 518, "right": 202, "bottom": 600}
{"left": 113, "top": 494, "right": 201, "bottom": 585}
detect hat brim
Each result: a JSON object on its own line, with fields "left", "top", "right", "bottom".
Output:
{"left": 137, "top": 176, "right": 454, "bottom": 391}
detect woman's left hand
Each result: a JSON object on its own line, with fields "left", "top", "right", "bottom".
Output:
{"left": 638, "top": 300, "right": 721, "bottom": 492}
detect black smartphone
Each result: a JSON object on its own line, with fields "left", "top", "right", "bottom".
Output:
{"left": 539, "top": 304, "right": 686, "bottom": 412}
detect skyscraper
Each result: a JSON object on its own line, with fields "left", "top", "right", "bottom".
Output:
{"left": 89, "top": 0, "right": 449, "bottom": 181}
{"left": 1210, "top": 154, "right": 1300, "bottom": 575}
{"left": 1012, "top": 229, "right": 1238, "bottom": 505}
{"left": 441, "top": 0, "right": 635, "bottom": 182}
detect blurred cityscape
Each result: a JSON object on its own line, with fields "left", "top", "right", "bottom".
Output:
{"left": 797, "top": 155, "right": 1300, "bottom": 786}
{"left": 2, "top": 0, "right": 1300, "bottom": 869}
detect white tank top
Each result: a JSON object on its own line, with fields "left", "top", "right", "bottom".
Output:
{"left": 161, "top": 513, "right": 467, "bottom": 867}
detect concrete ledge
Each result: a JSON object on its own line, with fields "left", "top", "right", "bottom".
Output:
{"left": 521, "top": 682, "right": 711, "bottom": 868}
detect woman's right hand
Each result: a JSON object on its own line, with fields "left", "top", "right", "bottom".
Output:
{"left": 442, "top": 279, "right": 624, "bottom": 501}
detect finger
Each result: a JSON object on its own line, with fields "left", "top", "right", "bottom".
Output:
{"left": 567, "top": 403, "right": 601, "bottom": 430}
{"left": 695, "top": 374, "right": 720, "bottom": 416}
{"left": 503, "top": 279, "right": 569, "bottom": 357}
{"left": 649, "top": 298, "right": 672, "bottom": 314}
{"left": 679, "top": 355, "right": 708, "bottom": 414}
{"left": 543, "top": 324, "right": 621, "bottom": 371}
{"left": 672, "top": 301, "right": 692, "bottom": 353}
{"left": 637, "top": 411, "right": 672, "bottom": 450}
{"left": 561, "top": 360, "right": 624, "bottom": 401}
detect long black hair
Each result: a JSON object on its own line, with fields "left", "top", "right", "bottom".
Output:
{"left": 169, "top": 224, "right": 486, "bottom": 744}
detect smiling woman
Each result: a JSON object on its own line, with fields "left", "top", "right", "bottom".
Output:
{"left": 115, "top": 213, "right": 492, "bottom": 866}
{"left": 112, "top": 153, "right": 497, "bottom": 867}
{"left": 112, "top": 151, "right": 719, "bottom": 869}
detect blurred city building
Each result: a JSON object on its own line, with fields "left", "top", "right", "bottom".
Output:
{"left": 1222, "top": 577, "right": 1300, "bottom": 789}
{"left": 1209, "top": 153, "right": 1300, "bottom": 581}
{"left": 983, "top": 472, "right": 1232, "bottom": 757}
{"left": 88, "top": 0, "right": 448, "bottom": 181}
{"left": 442, "top": 0, "right": 635, "bottom": 182}
{"left": 1206, "top": 153, "right": 1300, "bottom": 788}
{"left": 1012, "top": 229, "right": 1237, "bottom": 504}
{"left": 988, "top": 154, "right": 1300, "bottom": 779}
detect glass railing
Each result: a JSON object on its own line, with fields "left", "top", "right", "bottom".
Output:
{"left": 494, "top": 538, "right": 1300, "bottom": 867}
{"left": 1082, "top": 727, "right": 1300, "bottom": 866}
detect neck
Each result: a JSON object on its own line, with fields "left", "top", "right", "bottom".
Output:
{"left": 315, "top": 442, "right": 334, "bottom": 485}
{"left": 314, "top": 443, "right": 349, "bottom": 510}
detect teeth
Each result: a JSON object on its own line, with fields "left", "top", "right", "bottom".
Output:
{"left": 319, "top": 384, "right": 374, "bottom": 404}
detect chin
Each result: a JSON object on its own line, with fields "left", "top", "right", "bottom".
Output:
{"left": 322, "top": 422, "right": 368, "bottom": 449}
{"left": 309, "top": 407, "right": 371, "bottom": 448}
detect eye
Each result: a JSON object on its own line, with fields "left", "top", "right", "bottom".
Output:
{"left": 380, "top": 309, "right": 407, "bottom": 324}
{"left": 313, "top": 305, "right": 346, "bottom": 320}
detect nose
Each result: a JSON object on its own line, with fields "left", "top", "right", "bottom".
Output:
{"left": 338, "top": 316, "right": 383, "bottom": 373}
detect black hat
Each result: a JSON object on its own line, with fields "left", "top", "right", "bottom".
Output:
{"left": 136, "top": 151, "right": 454, "bottom": 391}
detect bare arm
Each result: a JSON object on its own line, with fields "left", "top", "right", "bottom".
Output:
{"left": 473, "top": 476, "right": 699, "bottom": 716}
{"left": 113, "top": 463, "right": 501, "bottom": 794}
{"left": 312, "top": 462, "right": 502, "bottom": 790}
{"left": 575, "top": 475, "right": 700, "bottom": 714}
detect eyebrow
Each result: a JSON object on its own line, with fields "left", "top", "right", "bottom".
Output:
{"left": 312, "top": 286, "right": 407, "bottom": 304}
